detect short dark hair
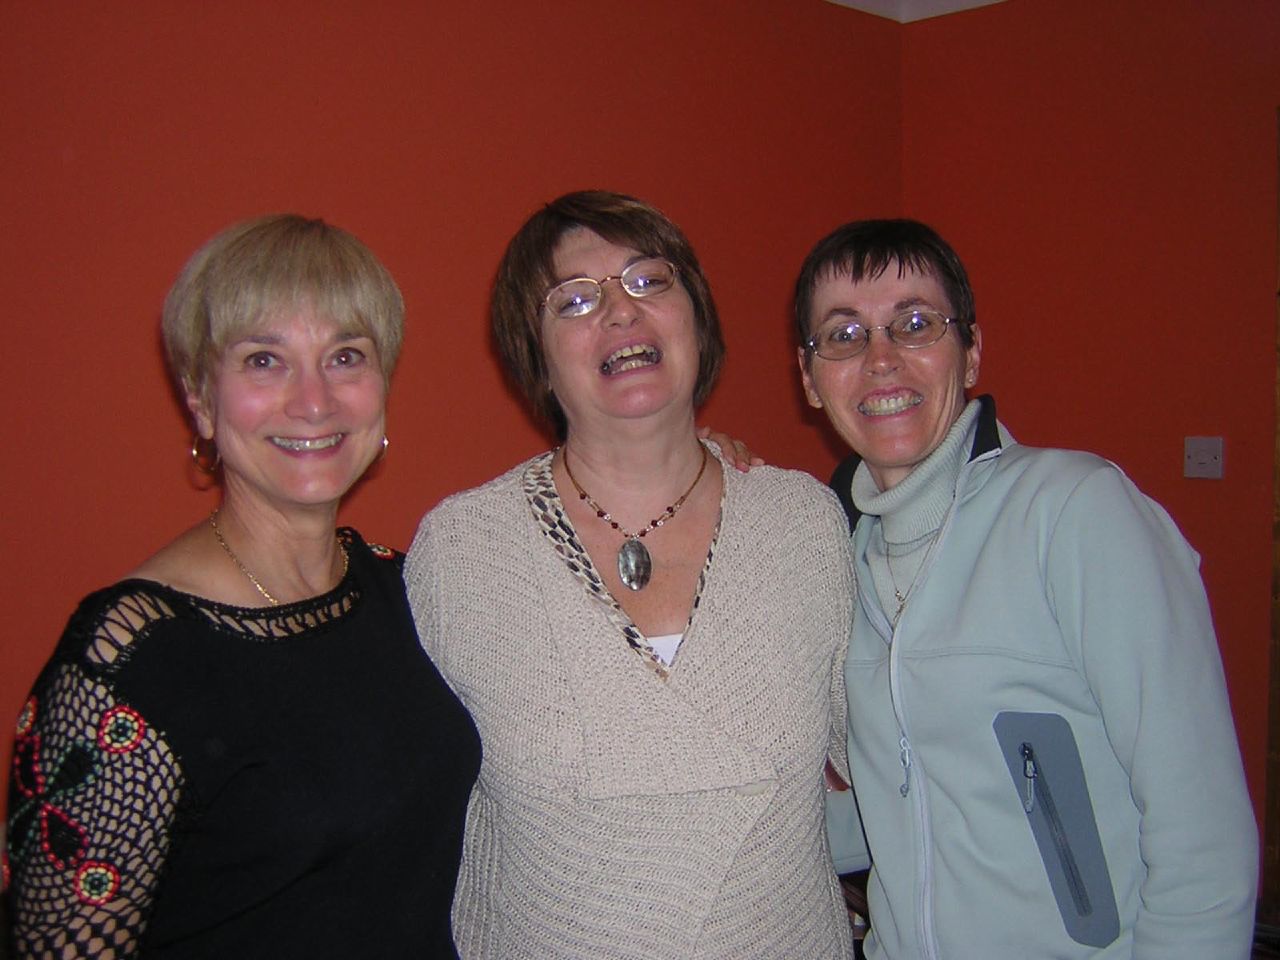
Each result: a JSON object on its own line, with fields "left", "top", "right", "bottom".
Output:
{"left": 491, "top": 190, "right": 724, "bottom": 435}
{"left": 794, "top": 219, "right": 976, "bottom": 366}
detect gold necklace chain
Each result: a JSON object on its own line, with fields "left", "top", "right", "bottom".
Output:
{"left": 208, "top": 510, "right": 348, "bottom": 606}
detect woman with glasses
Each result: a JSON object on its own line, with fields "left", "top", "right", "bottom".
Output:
{"left": 799, "top": 219, "right": 1256, "bottom": 959}
{"left": 403, "top": 190, "right": 855, "bottom": 959}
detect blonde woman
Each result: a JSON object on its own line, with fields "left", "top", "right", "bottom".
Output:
{"left": 4, "top": 216, "right": 479, "bottom": 958}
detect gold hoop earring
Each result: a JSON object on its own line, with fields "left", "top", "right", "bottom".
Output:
{"left": 190, "top": 436, "right": 220, "bottom": 476}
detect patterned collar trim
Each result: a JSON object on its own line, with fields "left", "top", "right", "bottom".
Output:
{"left": 522, "top": 451, "right": 719, "bottom": 680}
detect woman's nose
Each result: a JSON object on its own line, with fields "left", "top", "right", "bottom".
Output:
{"left": 285, "top": 368, "right": 338, "bottom": 420}
{"left": 598, "top": 280, "right": 640, "bottom": 327}
{"left": 862, "top": 326, "right": 902, "bottom": 372}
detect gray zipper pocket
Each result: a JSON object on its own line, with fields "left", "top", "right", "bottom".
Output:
{"left": 994, "top": 711, "right": 1119, "bottom": 948}
{"left": 1020, "top": 742, "right": 1091, "bottom": 916}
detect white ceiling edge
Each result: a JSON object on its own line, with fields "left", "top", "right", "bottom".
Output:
{"left": 825, "top": 0, "right": 1007, "bottom": 23}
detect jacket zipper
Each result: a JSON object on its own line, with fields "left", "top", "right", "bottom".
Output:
{"left": 873, "top": 441, "right": 999, "bottom": 960}
{"left": 887, "top": 621, "right": 939, "bottom": 960}
{"left": 1020, "top": 742, "right": 1092, "bottom": 917}
{"left": 883, "top": 523, "right": 957, "bottom": 960}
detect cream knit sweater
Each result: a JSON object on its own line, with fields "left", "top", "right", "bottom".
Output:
{"left": 405, "top": 449, "right": 855, "bottom": 959}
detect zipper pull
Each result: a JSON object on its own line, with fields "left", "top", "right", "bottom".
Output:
{"left": 899, "top": 736, "right": 912, "bottom": 797}
{"left": 1020, "top": 743, "right": 1037, "bottom": 813}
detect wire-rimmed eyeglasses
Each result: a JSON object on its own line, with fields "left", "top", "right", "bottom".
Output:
{"left": 542, "top": 258, "right": 678, "bottom": 320}
{"left": 804, "top": 309, "right": 957, "bottom": 361}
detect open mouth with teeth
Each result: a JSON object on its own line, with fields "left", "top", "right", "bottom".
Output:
{"left": 600, "top": 344, "right": 661, "bottom": 376}
{"left": 858, "top": 392, "right": 923, "bottom": 417}
{"left": 270, "top": 434, "right": 344, "bottom": 452}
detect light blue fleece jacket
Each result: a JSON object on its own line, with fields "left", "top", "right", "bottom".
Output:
{"left": 827, "top": 397, "right": 1257, "bottom": 960}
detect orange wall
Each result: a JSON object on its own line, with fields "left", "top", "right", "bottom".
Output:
{"left": 900, "top": 0, "right": 1280, "bottom": 826}
{"left": 0, "top": 2, "right": 900, "bottom": 782}
{"left": 3, "top": 0, "right": 1278, "bottom": 840}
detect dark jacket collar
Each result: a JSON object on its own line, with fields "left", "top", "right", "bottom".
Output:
{"left": 828, "top": 394, "right": 1001, "bottom": 533}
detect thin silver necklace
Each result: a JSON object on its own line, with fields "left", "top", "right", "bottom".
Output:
{"left": 883, "top": 528, "right": 941, "bottom": 627}
{"left": 561, "top": 445, "right": 709, "bottom": 592}
{"left": 209, "top": 510, "right": 348, "bottom": 606}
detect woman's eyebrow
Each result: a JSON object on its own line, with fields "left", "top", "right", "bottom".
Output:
{"left": 822, "top": 306, "right": 863, "bottom": 323}
{"left": 231, "top": 333, "right": 283, "bottom": 346}
{"left": 893, "top": 296, "right": 937, "bottom": 312}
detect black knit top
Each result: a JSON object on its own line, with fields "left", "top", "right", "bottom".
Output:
{"left": 3, "top": 529, "right": 480, "bottom": 958}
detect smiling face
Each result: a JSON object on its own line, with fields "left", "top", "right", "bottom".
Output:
{"left": 541, "top": 228, "right": 700, "bottom": 437}
{"left": 189, "top": 307, "right": 387, "bottom": 517}
{"left": 799, "top": 265, "right": 981, "bottom": 491}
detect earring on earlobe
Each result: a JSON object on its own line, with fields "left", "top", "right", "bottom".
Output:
{"left": 190, "top": 436, "right": 220, "bottom": 475}
{"left": 379, "top": 436, "right": 389, "bottom": 461}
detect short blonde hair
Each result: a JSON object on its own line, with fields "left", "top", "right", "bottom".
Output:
{"left": 162, "top": 214, "right": 405, "bottom": 402}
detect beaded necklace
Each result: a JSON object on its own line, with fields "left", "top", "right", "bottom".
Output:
{"left": 561, "top": 445, "right": 709, "bottom": 592}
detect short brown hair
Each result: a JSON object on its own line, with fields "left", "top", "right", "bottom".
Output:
{"left": 794, "top": 219, "right": 976, "bottom": 369}
{"left": 491, "top": 190, "right": 723, "bottom": 435}
{"left": 162, "top": 214, "right": 405, "bottom": 403}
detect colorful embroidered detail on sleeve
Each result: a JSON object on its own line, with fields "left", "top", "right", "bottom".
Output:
{"left": 6, "top": 663, "right": 182, "bottom": 958}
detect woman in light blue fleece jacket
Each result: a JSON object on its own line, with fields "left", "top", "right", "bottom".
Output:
{"left": 797, "top": 218, "right": 1257, "bottom": 959}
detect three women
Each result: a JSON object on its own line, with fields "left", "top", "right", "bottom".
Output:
{"left": 5, "top": 202, "right": 1259, "bottom": 960}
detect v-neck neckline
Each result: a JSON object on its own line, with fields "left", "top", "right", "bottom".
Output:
{"left": 522, "top": 451, "right": 724, "bottom": 680}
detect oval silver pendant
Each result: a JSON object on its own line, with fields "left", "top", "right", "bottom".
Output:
{"left": 617, "top": 538, "right": 652, "bottom": 591}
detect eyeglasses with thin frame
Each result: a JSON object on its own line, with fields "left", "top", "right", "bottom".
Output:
{"left": 805, "top": 309, "right": 958, "bottom": 361}
{"left": 542, "top": 258, "right": 678, "bottom": 320}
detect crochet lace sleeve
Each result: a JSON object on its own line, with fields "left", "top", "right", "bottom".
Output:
{"left": 4, "top": 592, "right": 184, "bottom": 959}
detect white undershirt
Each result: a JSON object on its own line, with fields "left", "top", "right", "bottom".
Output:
{"left": 648, "top": 633, "right": 683, "bottom": 666}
